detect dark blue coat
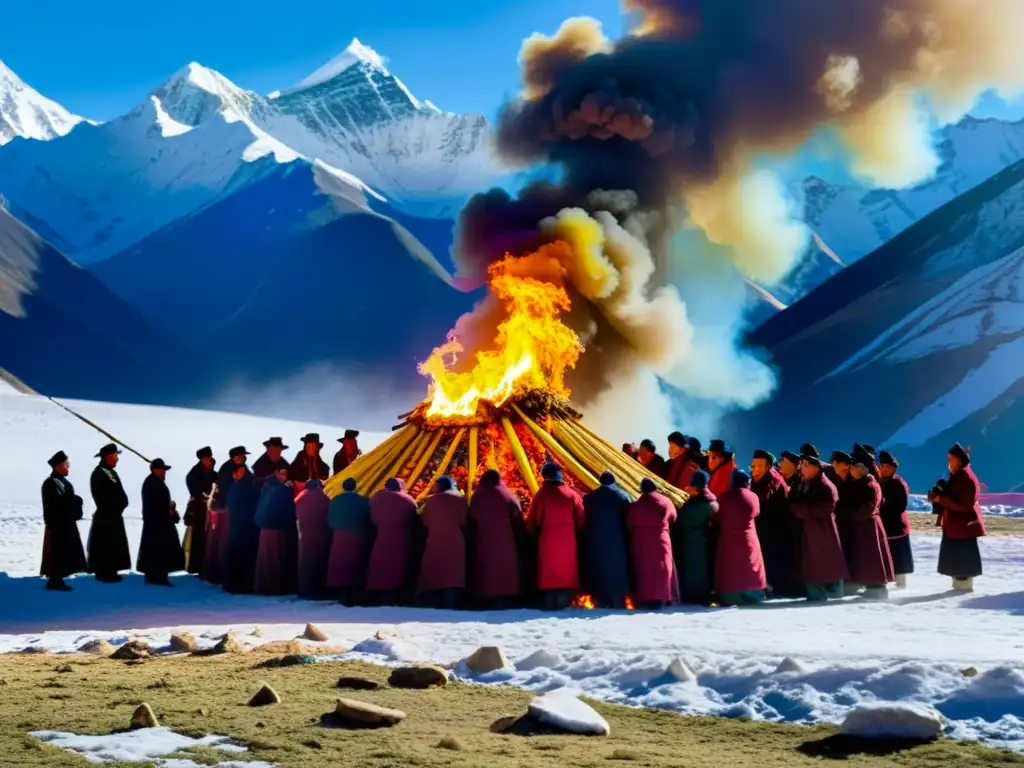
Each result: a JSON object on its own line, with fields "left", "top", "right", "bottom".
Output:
{"left": 581, "top": 483, "right": 633, "bottom": 599}
{"left": 223, "top": 471, "right": 260, "bottom": 593}
{"left": 255, "top": 477, "right": 297, "bottom": 530}
{"left": 328, "top": 491, "right": 373, "bottom": 534}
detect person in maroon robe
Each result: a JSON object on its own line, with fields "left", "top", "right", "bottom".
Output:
{"left": 289, "top": 433, "right": 330, "bottom": 486}
{"left": 295, "top": 480, "right": 333, "bottom": 599}
{"left": 468, "top": 469, "right": 525, "bottom": 610}
{"left": 929, "top": 443, "right": 986, "bottom": 592}
{"left": 526, "top": 462, "right": 585, "bottom": 611}
{"left": 252, "top": 437, "right": 290, "bottom": 489}
{"left": 749, "top": 449, "right": 799, "bottom": 598}
{"left": 636, "top": 439, "right": 668, "bottom": 477}
{"left": 664, "top": 432, "right": 701, "bottom": 490}
{"left": 252, "top": 468, "right": 298, "bottom": 595}
{"left": 364, "top": 478, "right": 420, "bottom": 605}
{"left": 622, "top": 443, "right": 638, "bottom": 459}
{"left": 332, "top": 430, "right": 361, "bottom": 475}
{"left": 847, "top": 462, "right": 894, "bottom": 599}
{"left": 789, "top": 455, "right": 847, "bottom": 601}
{"left": 626, "top": 477, "right": 679, "bottom": 609}
{"left": 416, "top": 476, "right": 468, "bottom": 610}
{"left": 706, "top": 440, "right": 737, "bottom": 497}
{"left": 326, "top": 477, "right": 373, "bottom": 604}
{"left": 713, "top": 469, "right": 767, "bottom": 606}
{"left": 878, "top": 450, "right": 914, "bottom": 588}
{"left": 829, "top": 450, "right": 857, "bottom": 591}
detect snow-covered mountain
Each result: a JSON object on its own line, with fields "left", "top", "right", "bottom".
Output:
{"left": 746, "top": 117, "right": 1024, "bottom": 324}
{"left": 0, "top": 41, "right": 501, "bottom": 264}
{"left": 727, "top": 159, "right": 1024, "bottom": 491}
{"left": 0, "top": 61, "right": 85, "bottom": 145}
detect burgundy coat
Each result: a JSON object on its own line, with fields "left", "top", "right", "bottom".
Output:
{"left": 468, "top": 478, "right": 524, "bottom": 598}
{"left": 295, "top": 485, "right": 332, "bottom": 598}
{"left": 627, "top": 492, "right": 679, "bottom": 603}
{"left": 364, "top": 482, "right": 420, "bottom": 592}
{"left": 708, "top": 459, "right": 737, "bottom": 497}
{"left": 714, "top": 488, "right": 767, "bottom": 594}
{"left": 936, "top": 465, "right": 987, "bottom": 540}
{"left": 526, "top": 481, "right": 585, "bottom": 591}
{"left": 879, "top": 474, "right": 912, "bottom": 538}
{"left": 789, "top": 473, "right": 848, "bottom": 583}
{"left": 665, "top": 453, "right": 701, "bottom": 490}
{"left": 417, "top": 491, "right": 468, "bottom": 593}
{"left": 846, "top": 475, "right": 894, "bottom": 585}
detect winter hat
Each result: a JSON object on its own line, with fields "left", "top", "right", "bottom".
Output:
{"left": 95, "top": 443, "right": 121, "bottom": 459}
{"left": 48, "top": 450, "right": 68, "bottom": 468}
{"left": 731, "top": 468, "right": 751, "bottom": 489}
{"left": 342, "top": 477, "right": 357, "bottom": 492}
{"left": 800, "top": 443, "right": 819, "bottom": 459}
{"left": 878, "top": 450, "right": 898, "bottom": 468}
{"left": 229, "top": 446, "right": 250, "bottom": 459}
{"left": 640, "top": 477, "right": 658, "bottom": 494}
{"left": 667, "top": 431, "right": 687, "bottom": 448}
{"left": 752, "top": 448, "right": 775, "bottom": 465}
{"left": 385, "top": 477, "right": 403, "bottom": 492}
{"left": 599, "top": 471, "right": 616, "bottom": 486}
{"left": 780, "top": 450, "right": 801, "bottom": 464}
{"left": 830, "top": 450, "right": 853, "bottom": 465}
{"left": 196, "top": 446, "right": 213, "bottom": 460}
{"left": 479, "top": 469, "right": 501, "bottom": 487}
{"left": 687, "top": 437, "right": 702, "bottom": 453}
{"left": 434, "top": 475, "right": 455, "bottom": 492}
{"left": 948, "top": 443, "right": 971, "bottom": 467}
{"left": 690, "top": 470, "right": 710, "bottom": 491}
{"left": 541, "top": 462, "right": 563, "bottom": 482}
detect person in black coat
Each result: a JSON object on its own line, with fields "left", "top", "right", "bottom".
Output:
{"left": 212, "top": 446, "right": 250, "bottom": 512}
{"left": 252, "top": 437, "right": 290, "bottom": 488}
{"left": 184, "top": 446, "right": 216, "bottom": 575}
{"left": 87, "top": 443, "right": 131, "bottom": 583}
{"left": 290, "top": 433, "right": 331, "bottom": 484}
{"left": 202, "top": 446, "right": 250, "bottom": 585}
{"left": 137, "top": 459, "right": 185, "bottom": 586}
{"left": 40, "top": 451, "right": 88, "bottom": 591}
{"left": 333, "top": 430, "right": 361, "bottom": 474}
{"left": 222, "top": 464, "right": 261, "bottom": 594}
{"left": 581, "top": 471, "right": 633, "bottom": 608}
{"left": 636, "top": 439, "right": 668, "bottom": 478}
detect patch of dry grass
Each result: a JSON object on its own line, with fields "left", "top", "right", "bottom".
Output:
{"left": 908, "top": 512, "right": 1023, "bottom": 536}
{"left": 0, "top": 651, "right": 1020, "bottom": 768}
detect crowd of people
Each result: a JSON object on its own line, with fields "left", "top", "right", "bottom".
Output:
{"left": 38, "top": 429, "right": 988, "bottom": 611}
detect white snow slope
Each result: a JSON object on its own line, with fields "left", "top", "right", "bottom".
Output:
{"left": 0, "top": 41, "right": 503, "bottom": 263}
{"left": 0, "top": 61, "right": 85, "bottom": 146}
{"left": 3, "top": 391, "right": 1024, "bottom": 749}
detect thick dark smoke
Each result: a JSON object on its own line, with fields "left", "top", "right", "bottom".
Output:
{"left": 448, "top": 0, "right": 1024, "bottom": 440}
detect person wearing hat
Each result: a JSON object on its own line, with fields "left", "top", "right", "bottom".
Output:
{"left": 706, "top": 439, "right": 738, "bottom": 497}
{"left": 252, "top": 438, "right": 290, "bottom": 489}
{"left": 222, "top": 460, "right": 261, "bottom": 594}
{"left": 622, "top": 442, "right": 638, "bottom": 459}
{"left": 203, "top": 446, "right": 250, "bottom": 585}
{"left": 289, "top": 433, "right": 330, "bottom": 485}
{"left": 526, "top": 462, "right": 586, "bottom": 611}
{"left": 296, "top": 476, "right": 333, "bottom": 601}
{"left": 580, "top": 471, "right": 633, "bottom": 609}
{"left": 852, "top": 444, "right": 879, "bottom": 478}
{"left": 468, "top": 469, "right": 527, "bottom": 610}
{"left": 87, "top": 443, "right": 131, "bottom": 584}
{"left": 877, "top": 451, "right": 914, "bottom": 588}
{"left": 777, "top": 451, "right": 801, "bottom": 486}
{"left": 183, "top": 447, "right": 216, "bottom": 576}
{"left": 789, "top": 454, "right": 847, "bottom": 601}
{"left": 137, "top": 459, "right": 185, "bottom": 587}
{"left": 636, "top": 439, "right": 668, "bottom": 478}
{"left": 750, "top": 449, "right": 800, "bottom": 599}
{"left": 627, "top": 477, "right": 680, "bottom": 610}
{"left": 364, "top": 478, "right": 421, "bottom": 606}
{"left": 665, "top": 432, "right": 701, "bottom": 490}
{"left": 333, "top": 430, "right": 362, "bottom": 475}
{"left": 929, "top": 443, "right": 986, "bottom": 592}
{"left": 40, "top": 450, "right": 88, "bottom": 591}
{"left": 829, "top": 450, "right": 858, "bottom": 591}
{"left": 253, "top": 467, "right": 299, "bottom": 596}
{"left": 326, "top": 477, "right": 374, "bottom": 605}
{"left": 417, "top": 476, "right": 469, "bottom": 610}
{"left": 712, "top": 469, "right": 767, "bottom": 606}
{"left": 846, "top": 462, "right": 894, "bottom": 599}
{"left": 673, "top": 469, "right": 716, "bottom": 605}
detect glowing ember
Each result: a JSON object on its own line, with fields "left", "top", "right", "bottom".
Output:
{"left": 418, "top": 245, "right": 584, "bottom": 419}
{"left": 572, "top": 594, "right": 596, "bottom": 609}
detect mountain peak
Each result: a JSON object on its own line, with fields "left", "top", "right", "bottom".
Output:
{"left": 273, "top": 38, "right": 391, "bottom": 99}
{"left": 0, "top": 60, "right": 85, "bottom": 145}
{"left": 149, "top": 62, "right": 268, "bottom": 127}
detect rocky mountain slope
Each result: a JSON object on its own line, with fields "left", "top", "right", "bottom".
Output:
{"left": 0, "top": 61, "right": 85, "bottom": 145}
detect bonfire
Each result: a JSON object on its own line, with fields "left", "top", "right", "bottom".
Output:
{"left": 323, "top": 249, "right": 687, "bottom": 510}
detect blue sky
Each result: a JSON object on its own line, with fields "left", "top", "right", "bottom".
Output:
{"left": 0, "top": 0, "right": 624, "bottom": 122}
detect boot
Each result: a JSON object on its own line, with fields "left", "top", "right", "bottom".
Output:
{"left": 46, "top": 578, "right": 72, "bottom": 592}
{"left": 952, "top": 577, "right": 974, "bottom": 592}
{"left": 894, "top": 573, "right": 908, "bottom": 589}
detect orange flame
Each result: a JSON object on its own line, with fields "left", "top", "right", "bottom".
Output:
{"left": 418, "top": 245, "right": 584, "bottom": 418}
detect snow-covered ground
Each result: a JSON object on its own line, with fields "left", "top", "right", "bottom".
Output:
{"left": 2, "top": 390, "right": 1024, "bottom": 749}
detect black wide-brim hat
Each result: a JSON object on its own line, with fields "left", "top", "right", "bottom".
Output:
{"left": 229, "top": 446, "right": 250, "bottom": 459}
{"left": 301, "top": 432, "right": 324, "bottom": 447}
{"left": 95, "top": 443, "right": 122, "bottom": 458}
{"left": 339, "top": 430, "right": 360, "bottom": 442}
{"left": 150, "top": 458, "right": 172, "bottom": 471}
{"left": 263, "top": 437, "right": 289, "bottom": 449}
{"left": 708, "top": 439, "right": 728, "bottom": 454}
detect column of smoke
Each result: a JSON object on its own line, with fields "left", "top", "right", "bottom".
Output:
{"left": 450, "top": 0, "right": 1024, "bottom": 443}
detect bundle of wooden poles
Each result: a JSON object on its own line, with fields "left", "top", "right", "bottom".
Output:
{"left": 323, "top": 399, "right": 688, "bottom": 508}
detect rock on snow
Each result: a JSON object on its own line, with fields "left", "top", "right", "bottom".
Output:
{"left": 839, "top": 703, "right": 946, "bottom": 741}
{"left": 528, "top": 688, "right": 611, "bottom": 736}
